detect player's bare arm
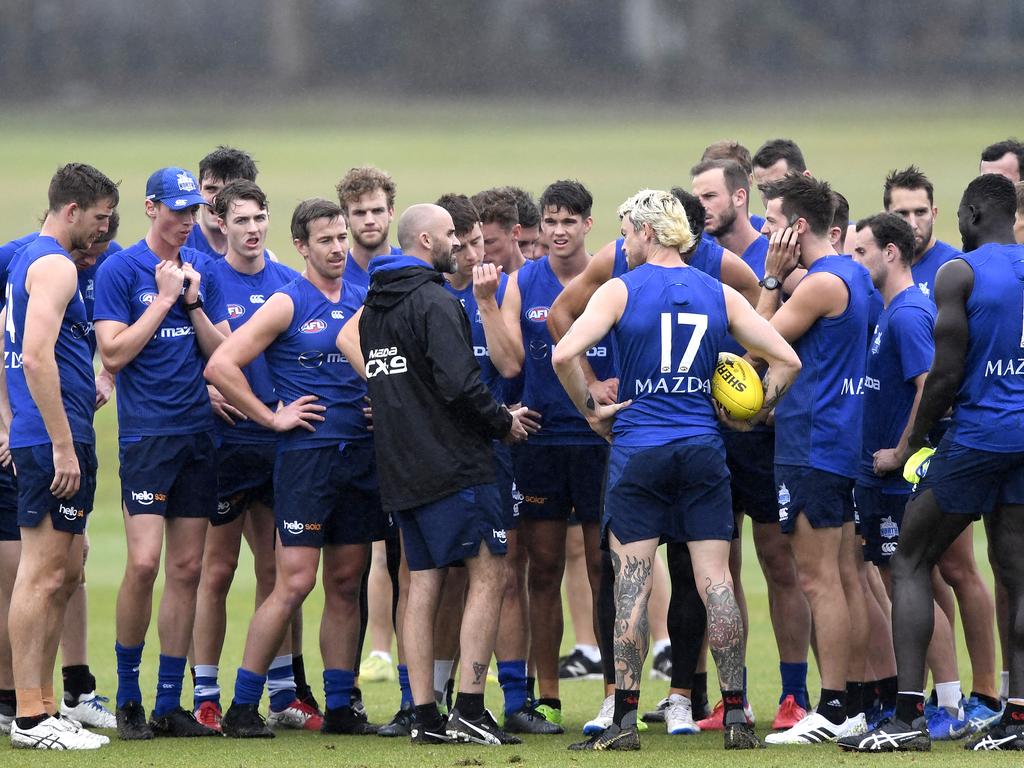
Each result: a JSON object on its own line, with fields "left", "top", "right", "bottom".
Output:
{"left": 336, "top": 305, "right": 365, "bottom": 379}
{"left": 473, "top": 262, "right": 522, "bottom": 378}
{"left": 180, "top": 262, "right": 230, "bottom": 359}
{"left": 489, "top": 269, "right": 525, "bottom": 378}
{"left": 875, "top": 372, "right": 928, "bottom": 475}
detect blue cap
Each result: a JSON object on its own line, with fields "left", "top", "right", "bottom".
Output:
{"left": 145, "top": 167, "right": 208, "bottom": 211}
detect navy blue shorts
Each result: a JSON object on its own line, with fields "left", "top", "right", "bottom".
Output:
{"left": 855, "top": 484, "right": 907, "bottom": 565}
{"left": 723, "top": 429, "right": 777, "bottom": 524}
{"left": 604, "top": 437, "right": 733, "bottom": 545}
{"left": 916, "top": 437, "right": 1024, "bottom": 517}
{"left": 0, "top": 466, "right": 19, "bottom": 542}
{"left": 214, "top": 442, "right": 276, "bottom": 526}
{"left": 775, "top": 464, "right": 855, "bottom": 533}
{"left": 119, "top": 433, "right": 217, "bottom": 518}
{"left": 274, "top": 441, "right": 389, "bottom": 548}
{"left": 13, "top": 442, "right": 97, "bottom": 535}
{"left": 511, "top": 443, "right": 608, "bottom": 523}
{"left": 395, "top": 484, "right": 507, "bottom": 571}
{"left": 493, "top": 442, "right": 520, "bottom": 531}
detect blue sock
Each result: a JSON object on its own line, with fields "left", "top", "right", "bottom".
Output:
{"left": 398, "top": 664, "right": 413, "bottom": 709}
{"left": 267, "top": 655, "right": 296, "bottom": 713}
{"left": 233, "top": 667, "right": 267, "bottom": 707}
{"left": 780, "top": 662, "right": 809, "bottom": 709}
{"left": 193, "top": 664, "right": 220, "bottom": 708}
{"left": 153, "top": 654, "right": 187, "bottom": 717}
{"left": 497, "top": 659, "right": 528, "bottom": 716}
{"left": 324, "top": 669, "right": 356, "bottom": 711}
{"left": 115, "top": 642, "right": 145, "bottom": 709}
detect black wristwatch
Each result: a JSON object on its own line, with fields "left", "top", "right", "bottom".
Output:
{"left": 184, "top": 296, "right": 204, "bottom": 312}
{"left": 759, "top": 276, "right": 782, "bottom": 291}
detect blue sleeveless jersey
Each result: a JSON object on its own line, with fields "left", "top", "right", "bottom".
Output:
{"left": 739, "top": 236, "right": 769, "bottom": 281}
{"left": 774, "top": 256, "right": 872, "bottom": 476}
{"left": 859, "top": 287, "right": 935, "bottom": 489}
{"left": 611, "top": 236, "right": 724, "bottom": 281}
{"left": 445, "top": 273, "right": 511, "bottom": 403}
{"left": 344, "top": 245, "right": 403, "bottom": 291}
{"left": 911, "top": 240, "right": 961, "bottom": 302}
{"left": 518, "top": 256, "right": 615, "bottom": 444}
{"left": 946, "top": 243, "right": 1024, "bottom": 452}
{"left": 263, "top": 276, "right": 370, "bottom": 452}
{"left": 211, "top": 257, "right": 300, "bottom": 444}
{"left": 612, "top": 264, "right": 726, "bottom": 447}
{"left": 6, "top": 236, "right": 96, "bottom": 448}
{"left": 93, "top": 241, "right": 229, "bottom": 437}
{"left": 184, "top": 224, "right": 221, "bottom": 258}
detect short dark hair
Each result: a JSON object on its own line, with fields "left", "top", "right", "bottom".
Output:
{"left": 856, "top": 213, "right": 915, "bottom": 266}
{"left": 502, "top": 186, "right": 540, "bottom": 229}
{"left": 980, "top": 138, "right": 1024, "bottom": 177}
{"left": 961, "top": 174, "right": 1017, "bottom": 222}
{"left": 47, "top": 163, "right": 119, "bottom": 213}
{"left": 336, "top": 165, "right": 397, "bottom": 212}
{"left": 701, "top": 140, "right": 753, "bottom": 176}
{"left": 669, "top": 187, "right": 705, "bottom": 254}
{"left": 690, "top": 158, "right": 750, "bottom": 195}
{"left": 761, "top": 173, "right": 834, "bottom": 236}
{"left": 471, "top": 188, "right": 519, "bottom": 231}
{"left": 830, "top": 191, "right": 850, "bottom": 234}
{"left": 753, "top": 139, "right": 807, "bottom": 174}
{"left": 883, "top": 165, "right": 935, "bottom": 209}
{"left": 435, "top": 193, "right": 480, "bottom": 236}
{"left": 291, "top": 198, "right": 344, "bottom": 242}
{"left": 198, "top": 146, "right": 258, "bottom": 185}
{"left": 539, "top": 180, "right": 592, "bottom": 218}
{"left": 213, "top": 179, "right": 268, "bottom": 220}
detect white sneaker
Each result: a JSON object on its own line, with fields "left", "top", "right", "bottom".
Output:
{"left": 665, "top": 694, "right": 700, "bottom": 735}
{"left": 765, "top": 711, "right": 864, "bottom": 745}
{"left": 582, "top": 695, "right": 614, "bottom": 735}
{"left": 10, "top": 716, "right": 102, "bottom": 749}
{"left": 54, "top": 714, "right": 110, "bottom": 745}
{"left": 61, "top": 692, "right": 117, "bottom": 729}
{"left": 0, "top": 711, "right": 12, "bottom": 734}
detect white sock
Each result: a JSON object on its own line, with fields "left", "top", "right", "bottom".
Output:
{"left": 935, "top": 680, "right": 962, "bottom": 716}
{"left": 433, "top": 660, "right": 455, "bottom": 700}
{"left": 193, "top": 664, "right": 220, "bottom": 700}
{"left": 370, "top": 650, "right": 392, "bottom": 665}
{"left": 575, "top": 644, "right": 601, "bottom": 663}
{"left": 652, "top": 638, "right": 671, "bottom": 657}
{"left": 1001, "top": 671, "right": 1010, "bottom": 700}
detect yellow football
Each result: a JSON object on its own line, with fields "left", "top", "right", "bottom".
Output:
{"left": 712, "top": 352, "right": 764, "bottom": 421}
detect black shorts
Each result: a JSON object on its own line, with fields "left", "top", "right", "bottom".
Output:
{"left": 775, "top": 464, "right": 855, "bottom": 534}
{"left": 917, "top": 436, "right": 1024, "bottom": 517}
{"left": 723, "top": 429, "right": 776, "bottom": 524}
{"left": 396, "top": 484, "right": 507, "bottom": 571}
{"left": 120, "top": 433, "right": 218, "bottom": 519}
{"left": 512, "top": 443, "right": 608, "bottom": 523}
{"left": 14, "top": 442, "right": 97, "bottom": 535}
{"left": 214, "top": 442, "right": 276, "bottom": 526}
{"left": 0, "top": 466, "right": 19, "bottom": 542}
{"left": 855, "top": 484, "right": 907, "bottom": 565}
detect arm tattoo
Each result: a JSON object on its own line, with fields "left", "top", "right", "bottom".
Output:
{"left": 585, "top": 393, "right": 596, "bottom": 411}
{"left": 704, "top": 578, "right": 745, "bottom": 691}
{"left": 760, "top": 370, "right": 790, "bottom": 413}
{"left": 472, "top": 661, "right": 487, "bottom": 685}
{"left": 610, "top": 549, "right": 654, "bottom": 690}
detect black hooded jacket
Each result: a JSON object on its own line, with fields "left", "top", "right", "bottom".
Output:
{"left": 359, "top": 258, "right": 513, "bottom": 512}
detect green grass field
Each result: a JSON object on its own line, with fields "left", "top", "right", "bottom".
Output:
{"left": 1, "top": 98, "right": 1022, "bottom": 765}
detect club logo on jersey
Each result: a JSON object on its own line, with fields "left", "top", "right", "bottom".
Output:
{"left": 331, "top": 310, "right": 345, "bottom": 320}
{"left": 139, "top": 292, "right": 157, "bottom": 306}
{"left": 250, "top": 294, "right": 265, "bottom": 304}
{"left": 227, "top": 304, "right": 245, "bottom": 319}
{"left": 59, "top": 503, "right": 83, "bottom": 521}
{"left": 526, "top": 306, "right": 549, "bottom": 322}
{"left": 917, "top": 282, "right": 930, "bottom": 297}
{"left": 870, "top": 325, "right": 883, "bottom": 354}
{"left": 880, "top": 516, "right": 899, "bottom": 539}
{"left": 176, "top": 172, "right": 197, "bottom": 192}
{"left": 474, "top": 309, "right": 481, "bottom": 324}
{"left": 84, "top": 279, "right": 95, "bottom": 301}
{"left": 492, "top": 528, "right": 508, "bottom": 545}
{"left": 366, "top": 346, "right": 408, "bottom": 378}
{"left": 300, "top": 319, "right": 328, "bottom": 334}
{"left": 777, "top": 483, "right": 790, "bottom": 506}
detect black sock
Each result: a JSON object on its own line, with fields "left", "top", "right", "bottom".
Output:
{"left": 454, "top": 692, "right": 484, "bottom": 720}
{"left": 526, "top": 676, "right": 536, "bottom": 704}
{"left": 413, "top": 702, "right": 442, "bottom": 726}
{"left": 721, "top": 689, "right": 745, "bottom": 725}
{"left": 879, "top": 676, "right": 898, "bottom": 710}
{"left": 1002, "top": 700, "right": 1024, "bottom": 725}
{"left": 896, "top": 692, "right": 925, "bottom": 724}
{"left": 846, "top": 682, "right": 866, "bottom": 718}
{"left": 613, "top": 689, "right": 639, "bottom": 728}
{"left": 293, "top": 654, "right": 310, "bottom": 697}
{"left": 816, "top": 688, "right": 847, "bottom": 725}
{"left": 692, "top": 672, "right": 708, "bottom": 710}
{"left": 15, "top": 714, "right": 47, "bottom": 730}
{"left": 0, "top": 689, "right": 14, "bottom": 716}
{"left": 971, "top": 691, "right": 1001, "bottom": 712}
{"left": 62, "top": 664, "right": 96, "bottom": 703}
{"left": 537, "top": 697, "right": 561, "bottom": 711}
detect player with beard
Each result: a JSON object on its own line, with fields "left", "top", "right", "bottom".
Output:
{"left": 336, "top": 166, "right": 402, "bottom": 291}
{"left": 700, "top": 140, "right": 766, "bottom": 233}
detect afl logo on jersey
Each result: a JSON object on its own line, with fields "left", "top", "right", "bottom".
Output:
{"left": 139, "top": 292, "right": 157, "bottom": 306}
{"left": 300, "top": 319, "right": 327, "bottom": 334}
{"left": 227, "top": 304, "right": 245, "bottom": 319}
{"left": 526, "top": 306, "right": 549, "bottom": 322}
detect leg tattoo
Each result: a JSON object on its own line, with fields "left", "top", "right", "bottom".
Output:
{"left": 704, "top": 578, "right": 744, "bottom": 691}
{"left": 611, "top": 549, "right": 654, "bottom": 690}
{"left": 472, "top": 661, "right": 487, "bottom": 686}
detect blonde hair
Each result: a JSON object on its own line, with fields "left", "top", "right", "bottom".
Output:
{"left": 617, "top": 189, "right": 694, "bottom": 253}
